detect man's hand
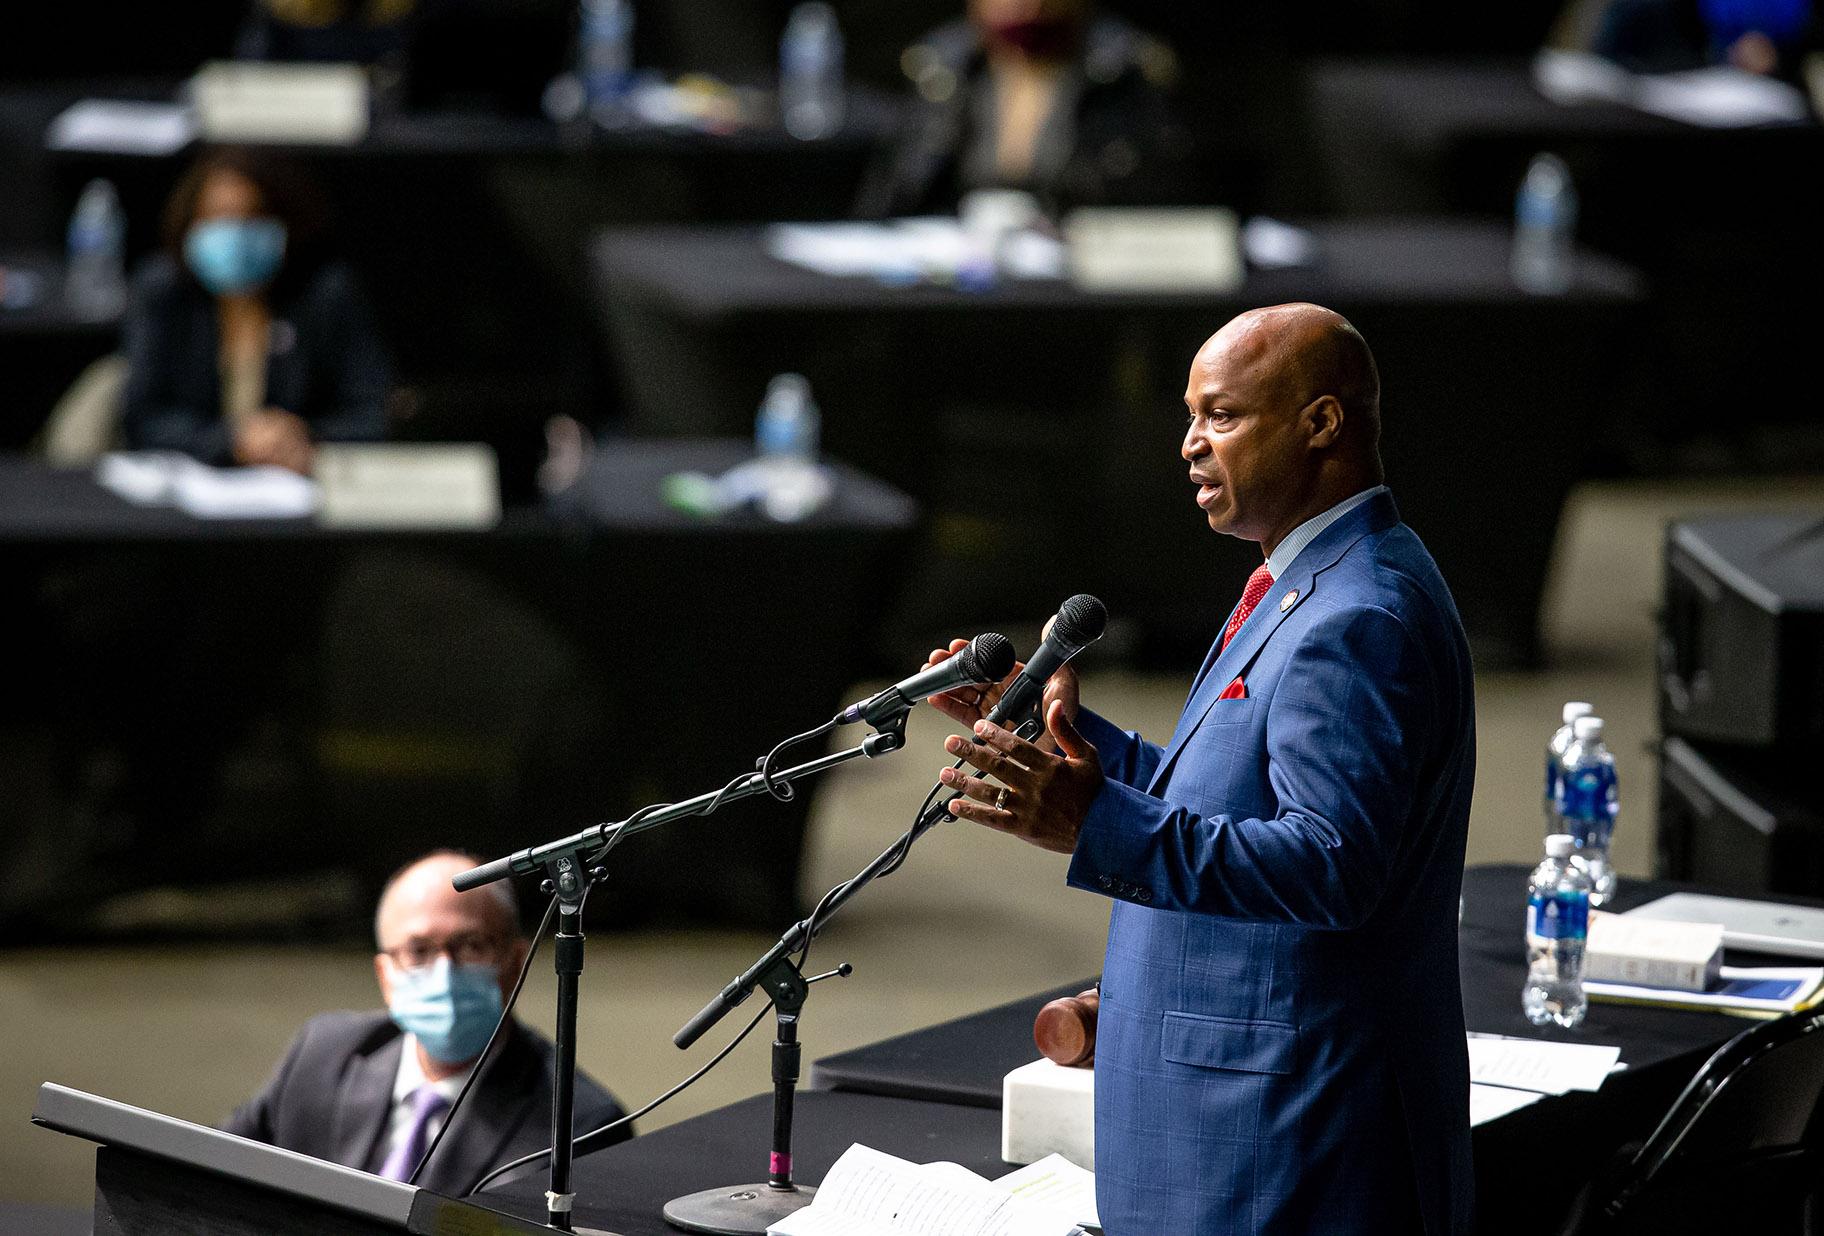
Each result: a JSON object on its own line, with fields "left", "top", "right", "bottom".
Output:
{"left": 234, "top": 408, "right": 315, "bottom": 475}
{"left": 922, "top": 637, "right": 1081, "bottom": 746}
{"left": 939, "top": 699, "right": 1103, "bottom": 854}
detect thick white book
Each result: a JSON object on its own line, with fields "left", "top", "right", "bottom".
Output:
{"left": 1587, "top": 910, "right": 1724, "bottom": 991}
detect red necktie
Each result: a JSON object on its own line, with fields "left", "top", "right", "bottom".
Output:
{"left": 1221, "top": 563, "right": 1276, "bottom": 652}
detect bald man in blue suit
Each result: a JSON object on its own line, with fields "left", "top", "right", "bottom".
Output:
{"left": 928, "top": 304, "right": 1475, "bottom": 1234}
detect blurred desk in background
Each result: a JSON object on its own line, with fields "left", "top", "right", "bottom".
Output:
{"left": 0, "top": 251, "right": 120, "bottom": 449}
{"left": 588, "top": 218, "right": 1644, "bottom": 667}
{"left": 1308, "top": 58, "right": 1824, "bottom": 468}
{"left": 10, "top": 84, "right": 898, "bottom": 483}
{"left": 0, "top": 443, "right": 916, "bottom": 936}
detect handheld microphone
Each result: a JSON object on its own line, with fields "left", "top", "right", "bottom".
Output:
{"left": 837, "top": 632, "right": 1016, "bottom": 727}
{"left": 985, "top": 594, "right": 1107, "bottom": 727}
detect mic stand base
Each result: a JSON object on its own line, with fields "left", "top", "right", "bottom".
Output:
{"left": 661, "top": 1183, "right": 816, "bottom": 1236}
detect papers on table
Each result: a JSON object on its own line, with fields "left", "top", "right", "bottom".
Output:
{"left": 1533, "top": 50, "right": 1811, "bottom": 128}
{"left": 48, "top": 100, "right": 197, "bottom": 155}
{"left": 1588, "top": 966, "right": 1824, "bottom": 1018}
{"left": 768, "top": 1146, "right": 1095, "bottom": 1236}
{"left": 1465, "top": 1036, "right": 1621, "bottom": 1095}
{"left": 766, "top": 213, "right": 1318, "bottom": 291}
{"left": 1632, "top": 67, "right": 1812, "bottom": 128}
{"left": 1463, "top": 1034, "right": 1622, "bottom": 1128}
{"left": 97, "top": 452, "right": 319, "bottom": 519}
{"left": 1470, "top": 1084, "right": 1544, "bottom": 1126}
{"left": 765, "top": 220, "right": 985, "bottom": 281}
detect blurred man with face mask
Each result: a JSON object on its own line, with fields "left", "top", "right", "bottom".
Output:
{"left": 224, "top": 851, "right": 631, "bottom": 1193}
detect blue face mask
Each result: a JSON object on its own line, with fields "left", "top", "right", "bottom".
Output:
{"left": 184, "top": 217, "right": 287, "bottom": 295}
{"left": 386, "top": 957, "right": 504, "bottom": 1065}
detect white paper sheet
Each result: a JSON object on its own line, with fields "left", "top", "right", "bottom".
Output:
{"left": 1465, "top": 1037, "right": 1621, "bottom": 1095}
{"left": 995, "top": 1155, "right": 1099, "bottom": 1230}
{"left": 768, "top": 1145, "right": 1087, "bottom": 1236}
{"left": 1470, "top": 1083, "right": 1545, "bottom": 1126}
{"left": 95, "top": 453, "right": 320, "bottom": 519}
{"left": 48, "top": 100, "right": 197, "bottom": 155}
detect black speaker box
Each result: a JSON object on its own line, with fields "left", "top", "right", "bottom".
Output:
{"left": 1655, "top": 736, "right": 1824, "bottom": 896}
{"left": 1658, "top": 516, "right": 1824, "bottom": 753}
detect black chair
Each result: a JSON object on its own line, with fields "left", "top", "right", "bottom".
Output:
{"left": 1560, "top": 1006, "right": 1824, "bottom": 1234}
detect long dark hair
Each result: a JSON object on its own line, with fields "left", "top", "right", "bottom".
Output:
{"left": 160, "top": 145, "right": 331, "bottom": 299}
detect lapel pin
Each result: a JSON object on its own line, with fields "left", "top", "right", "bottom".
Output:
{"left": 1280, "top": 590, "right": 1299, "bottom": 612}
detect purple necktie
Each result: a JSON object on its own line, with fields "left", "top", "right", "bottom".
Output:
{"left": 378, "top": 1086, "right": 449, "bottom": 1182}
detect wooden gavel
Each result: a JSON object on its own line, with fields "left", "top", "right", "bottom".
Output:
{"left": 1033, "top": 988, "right": 1100, "bottom": 1067}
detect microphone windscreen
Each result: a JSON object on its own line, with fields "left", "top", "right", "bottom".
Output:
{"left": 1052, "top": 595, "right": 1108, "bottom": 649}
{"left": 966, "top": 632, "right": 1017, "bottom": 683}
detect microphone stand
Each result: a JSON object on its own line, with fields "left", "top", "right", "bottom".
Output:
{"left": 452, "top": 714, "right": 911, "bottom": 1233}
{"left": 659, "top": 717, "right": 1043, "bottom": 1236}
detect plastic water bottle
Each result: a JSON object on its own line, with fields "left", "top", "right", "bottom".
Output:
{"left": 1559, "top": 715, "right": 1619, "bottom": 907}
{"left": 1524, "top": 834, "right": 1590, "bottom": 1029}
{"left": 780, "top": 2, "right": 845, "bottom": 140}
{"left": 1511, "top": 152, "right": 1577, "bottom": 295}
{"left": 66, "top": 179, "right": 126, "bottom": 317}
{"left": 1544, "top": 701, "right": 1594, "bottom": 835}
{"left": 752, "top": 373, "right": 830, "bottom": 521}
{"left": 579, "top": 0, "right": 635, "bottom": 123}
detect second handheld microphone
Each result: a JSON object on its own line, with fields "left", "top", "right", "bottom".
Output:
{"left": 985, "top": 594, "right": 1108, "bottom": 727}
{"left": 837, "top": 632, "right": 1016, "bottom": 728}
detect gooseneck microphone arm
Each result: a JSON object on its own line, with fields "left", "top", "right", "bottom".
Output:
{"left": 453, "top": 728, "right": 904, "bottom": 894}
{"left": 453, "top": 633, "right": 1016, "bottom": 896}
{"left": 673, "top": 714, "right": 1048, "bottom": 1051}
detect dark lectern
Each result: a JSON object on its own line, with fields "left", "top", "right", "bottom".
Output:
{"left": 31, "top": 1083, "right": 565, "bottom": 1235}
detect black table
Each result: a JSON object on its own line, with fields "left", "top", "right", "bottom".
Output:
{"left": 481, "top": 1091, "right": 1007, "bottom": 1235}
{"left": 0, "top": 444, "right": 915, "bottom": 934}
{"left": 812, "top": 866, "right": 1744, "bottom": 1106}
{"left": 810, "top": 864, "right": 1797, "bottom": 1234}
{"left": 1307, "top": 58, "right": 1824, "bottom": 468}
{"left": 589, "top": 218, "right": 1644, "bottom": 667}
{"left": 469, "top": 863, "right": 1782, "bottom": 1235}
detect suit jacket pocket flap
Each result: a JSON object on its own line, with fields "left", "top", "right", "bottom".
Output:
{"left": 1202, "top": 698, "right": 1256, "bottom": 725}
{"left": 1161, "top": 1011, "right": 1297, "bottom": 1075}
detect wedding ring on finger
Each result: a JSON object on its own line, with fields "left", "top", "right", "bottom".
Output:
{"left": 994, "top": 786, "right": 1010, "bottom": 812}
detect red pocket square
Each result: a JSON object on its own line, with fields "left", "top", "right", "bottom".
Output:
{"left": 1217, "top": 677, "right": 1247, "bottom": 700}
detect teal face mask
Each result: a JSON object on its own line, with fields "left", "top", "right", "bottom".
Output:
{"left": 386, "top": 957, "right": 504, "bottom": 1065}
{"left": 183, "top": 217, "right": 287, "bottom": 295}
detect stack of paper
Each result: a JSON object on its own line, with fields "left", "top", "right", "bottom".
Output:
{"left": 1465, "top": 1033, "right": 1624, "bottom": 1127}
{"left": 768, "top": 1146, "right": 1097, "bottom": 1236}
{"left": 48, "top": 100, "right": 197, "bottom": 155}
{"left": 97, "top": 452, "right": 319, "bottom": 519}
{"left": 1587, "top": 966, "right": 1824, "bottom": 1018}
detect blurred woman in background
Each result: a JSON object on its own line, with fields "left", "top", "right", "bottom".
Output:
{"left": 122, "top": 147, "right": 390, "bottom": 474}
{"left": 858, "top": 0, "right": 1197, "bottom": 219}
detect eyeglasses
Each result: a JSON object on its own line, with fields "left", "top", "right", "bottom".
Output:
{"left": 382, "top": 932, "right": 505, "bottom": 972}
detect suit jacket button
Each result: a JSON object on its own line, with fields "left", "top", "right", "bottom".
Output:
{"left": 1097, "top": 875, "right": 1113, "bottom": 890}
{"left": 1138, "top": 890, "right": 1153, "bottom": 903}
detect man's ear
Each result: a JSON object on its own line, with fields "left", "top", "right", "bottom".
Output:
{"left": 1304, "top": 395, "right": 1344, "bottom": 449}
{"left": 374, "top": 953, "right": 393, "bottom": 1005}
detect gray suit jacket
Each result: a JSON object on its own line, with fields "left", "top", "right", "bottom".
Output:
{"left": 223, "top": 1010, "right": 631, "bottom": 1196}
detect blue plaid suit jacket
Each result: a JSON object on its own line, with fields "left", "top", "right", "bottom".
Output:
{"left": 1067, "top": 491, "right": 1475, "bottom": 1235}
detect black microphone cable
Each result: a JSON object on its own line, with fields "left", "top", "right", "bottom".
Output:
{"left": 406, "top": 891, "right": 561, "bottom": 1186}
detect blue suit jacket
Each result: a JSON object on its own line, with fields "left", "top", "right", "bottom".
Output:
{"left": 1067, "top": 491, "right": 1475, "bottom": 1235}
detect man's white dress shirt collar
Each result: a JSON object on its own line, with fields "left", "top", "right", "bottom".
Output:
{"left": 1264, "top": 485, "right": 1389, "bottom": 580}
